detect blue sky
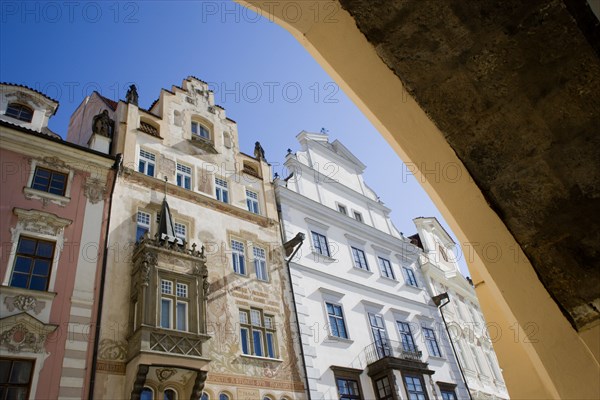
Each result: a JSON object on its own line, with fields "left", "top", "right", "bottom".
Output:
{"left": 1, "top": 1, "right": 471, "bottom": 275}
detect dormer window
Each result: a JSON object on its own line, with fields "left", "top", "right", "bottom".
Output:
{"left": 191, "top": 121, "right": 210, "bottom": 140}
{"left": 5, "top": 103, "right": 33, "bottom": 123}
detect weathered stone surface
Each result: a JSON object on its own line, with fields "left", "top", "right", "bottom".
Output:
{"left": 339, "top": 0, "right": 600, "bottom": 329}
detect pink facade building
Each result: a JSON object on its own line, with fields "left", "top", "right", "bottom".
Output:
{"left": 0, "top": 83, "right": 116, "bottom": 399}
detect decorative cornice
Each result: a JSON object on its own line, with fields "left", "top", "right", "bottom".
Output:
{"left": 13, "top": 208, "right": 72, "bottom": 236}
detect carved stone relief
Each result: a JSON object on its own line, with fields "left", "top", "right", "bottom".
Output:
{"left": 84, "top": 177, "right": 108, "bottom": 204}
{"left": 4, "top": 295, "right": 45, "bottom": 314}
{"left": 12, "top": 208, "right": 72, "bottom": 238}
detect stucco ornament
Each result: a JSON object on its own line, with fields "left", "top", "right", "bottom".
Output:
{"left": 4, "top": 295, "right": 45, "bottom": 314}
{"left": 84, "top": 177, "right": 108, "bottom": 204}
{"left": 0, "top": 323, "right": 47, "bottom": 353}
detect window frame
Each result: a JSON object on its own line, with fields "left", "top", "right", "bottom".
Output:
{"left": 215, "top": 177, "right": 229, "bottom": 203}
{"left": 326, "top": 302, "right": 349, "bottom": 339}
{"left": 239, "top": 308, "right": 278, "bottom": 359}
{"left": 231, "top": 239, "right": 247, "bottom": 276}
{"left": 176, "top": 162, "right": 193, "bottom": 190}
{"left": 138, "top": 148, "right": 156, "bottom": 177}
{"left": 402, "top": 374, "right": 429, "bottom": 400}
{"left": 8, "top": 236, "right": 55, "bottom": 292}
{"left": 246, "top": 189, "right": 260, "bottom": 214}
{"left": 351, "top": 247, "right": 369, "bottom": 271}
{"left": 422, "top": 327, "right": 442, "bottom": 357}
{"left": 5, "top": 103, "right": 34, "bottom": 122}
{"left": 378, "top": 257, "right": 395, "bottom": 280}
{"left": 191, "top": 120, "right": 211, "bottom": 140}
{"left": 24, "top": 159, "right": 74, "bottom": 206}
{"left": 159, "top": 278, "right": 190, "bottom": 332}
{"left": 174, "top": 221, "right": 187, "bottom": 242}
{"left": 253, "top": 246, "right": 268, "bottom": 281}
{"left": 311, "top": 231, "right": 331, "bottom": 257}
{"left": 337, "top": 203, "right": 348, "bottom": 215}
{"left": 353, "top": 211, "right": 363, "bottom": 222}
{"left": 30, "top": 166, "right": 68, "bottom": 196}
{"left": 402, "top": 267, "right": 419, "bottom": 287}
{"left": 0, "top": 357, "right": 35, "bottom": 399}
{"left": 136, "top": 210, "right": 152, "bottom": 241}
{"left": 396, "top": 321, "right": 418, "bottom": 353}
{"left": 374, "top": 375, "right": 395, "bottom": 400}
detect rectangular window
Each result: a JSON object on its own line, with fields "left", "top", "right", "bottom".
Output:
{"left": 404, "top": 375, "right": 428, "bottom": 400}
{"left": 253, "top": 247, "right": 268, "bottom": 281}
{"left": 239, "top": 308, "right": 277, "bottom": 358}
{"left": 337, "top": 204, "right": 347, "bottom": 215}
{"left": 176, "top": 163, "right": 192, "bottom": 190}
{"left": 311, "top": 231, "right": 330, "bottom": 257}
{"left": 0, "top": 358, "right": 34, "bottom": 400}
{"left": 441, "top": 390, "right": 457, "bottom": 400}
{"left": 336, "top": 378, "right": 361, "bottom": 400}
{"left": 160, "top": 279, "right": 189, "bottom": 331}
{"left": 138, "top": 149, "right": 155, "bottom": 177}
{"left": 174, "top": 222, "right": 187, "bottom": 241}
{"left": 375, "top": 376, "right": 394, "bottom": 400}
{"left": 378, "top": 257, "right": 395, "bottom": 279}
{"left": 351, "top": 247, "right": 369, "bottom": 270}
{"left": 403, "top": 267, "right": 418, "bottom": 287}
{"left": 10, "top": 236, "right": 55, "bottom": 291}
{"left": 215, "top": 177, "right": 229, "bottom": 203}
{"left": 231, "top": 240, "right": 246, "bottom": 275}
{"left": 31, "top": 166, "right": 67, "bottom": 196}
{"left": 397, "top": 321, "right": 418, "bottom": 353}
{"left": 136, "top": 211, "right": 151, "bottom": 241}
{"left": 423, "top": 327, "right": 442, "bottom": 357}
{"left": 353, "top": 211, "right": 363, "bottom": 222}
{"left": 246, "top": 190, "right": 260, "bottom": 214}
{"left": 326, "top": 303, "right": 348, "bottom": 339}
{"left": 369, "top": 313, "right": 390, "bottom": 358}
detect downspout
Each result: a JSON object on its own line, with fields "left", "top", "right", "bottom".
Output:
{"left": 433, "top": 293, "right": 474, "bottom": 400}
{"left": 88, "top": 153, "right": 122, "bottom": 400}
{"left": 277, "top": 204, "right": 311, "bottom": 400}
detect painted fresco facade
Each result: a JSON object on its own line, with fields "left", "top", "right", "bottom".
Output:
{"left": 67, "top": 77, "right": 306, "bottom": 399}
{"left": 0, "top": 83, "right": 115, "bottom": 399}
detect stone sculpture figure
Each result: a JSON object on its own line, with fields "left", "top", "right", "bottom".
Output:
{"left": 92, "top": 110, "right": 114, "bottom": 138}
{"left": 254, "top": 141, "right": 266, "bottom": 160}
{"left": 126, "top": 84, "right": 139, "bottom": 106}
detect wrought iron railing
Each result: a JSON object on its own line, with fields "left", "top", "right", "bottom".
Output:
{"left": 364, "top": 340, "right": 423, "bottom": 364}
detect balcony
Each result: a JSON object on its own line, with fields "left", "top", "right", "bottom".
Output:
{"left": 364, "top": 340, "right": 423, "bottom": 364}
{"left": 364, "top": 340, "right": 434, "bottom": 378}
{"left": 128, "top": 325, "right": 211, "bottom": 361}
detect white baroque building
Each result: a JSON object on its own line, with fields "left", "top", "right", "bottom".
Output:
{"left": 411, "top": 218, "right": 509, "bottom": 400}
{"left": 275, "top": 131, "right": 469, "bottom": 400}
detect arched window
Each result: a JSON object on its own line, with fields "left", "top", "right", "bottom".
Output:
{"left": 219, "top": 393, "right": 230, "bottom": 400}
{"left": 201, "top": 393, "right": 209, "bottom": 400}
{"left": 191, "top": 121, "right": 210, "bottom": 139}
{"left": 164, "top": 388, "right": 177, "bottom": 400}
{"left": 5, "top": 103, "right": 33, "bottom": 122}
{"left": 141, "top": 387, "right": 153, "bottom": 400}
